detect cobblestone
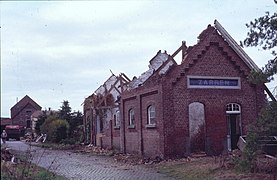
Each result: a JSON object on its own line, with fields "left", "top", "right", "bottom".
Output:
{"left": 5, "top": 141, "right": 174, "bottom": 180}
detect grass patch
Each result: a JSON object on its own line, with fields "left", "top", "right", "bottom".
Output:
{"left": 156, "top": 157, "right": 274, "bottom": 180}
{"left": 158, "top": 158, "right": 216, "bottom": 180}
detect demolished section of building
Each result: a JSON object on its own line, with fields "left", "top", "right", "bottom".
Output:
{"left": 83, "top": 20, "right": 275, "bottom": 158}
{"left": 83, "top": 73, "right": 130, "bottom": 149}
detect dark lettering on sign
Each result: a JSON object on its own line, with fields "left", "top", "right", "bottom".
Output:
{"left": 189, "top": 78, "right": 239, "bottom": 86}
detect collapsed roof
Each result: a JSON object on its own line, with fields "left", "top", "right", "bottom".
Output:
{"left": 128, "top": 50, "right": 176, "bottom": 89}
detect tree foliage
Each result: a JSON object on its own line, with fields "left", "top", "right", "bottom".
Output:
{"left": 35, "top": 101, "right": 83, "bottom": 143}
{"left": 241, "top": 1, "right": 277, "bottom": 84}
{"left": 249, "top": 101, "right": 277, "bottom": 136}
{"left": 40, "top": 115, "right": 70, "bottom": 143}
{"left": 236, "top": 2, "right": 277, "bottom": 172}
{"left": 35, "top": 112, "right": 47, "bottom": 135}
{"left": 247, "top": 58, "right": 277, "bottom": 84}
{"left": 58, "top": 100, "right": 72, "bottom": 121}
{"left": 68, "top": 111, "right": 83, "bottom": 137}
{"left": 239, "top": 102, "right": 277, "bottom": 171}
{"left": 241, "top": 4, "right": 277, "bottom": 55}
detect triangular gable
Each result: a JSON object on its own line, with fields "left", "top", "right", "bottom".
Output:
{"left": 171, "top": 20, "right": 276, "bottom": 101}
{"left": 11, "top": 95, "right": 41, "bottom": 119}
{"left": 175, "top": 20, "right": 262, "bottom": 76}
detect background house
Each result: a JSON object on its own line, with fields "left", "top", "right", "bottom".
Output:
{"left": 11, "top": 95, "right": 42, "bottom": 128}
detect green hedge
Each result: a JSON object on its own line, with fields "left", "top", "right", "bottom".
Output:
{"left": 41, "top": 116, "right": 69, "bottom": 143}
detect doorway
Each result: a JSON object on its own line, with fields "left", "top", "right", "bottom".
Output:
{"left": 226, "top": 103, "right": 241, "bottom": 151}
{"left": 26, "top": 120, "right": 31, "bottom": 128}
{"left": 189, "top": 102, "right": 205, "bottom": 152}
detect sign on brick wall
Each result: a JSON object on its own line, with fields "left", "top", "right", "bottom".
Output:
{"left": 187, "top": 76, "right": 241, "bottom": 89}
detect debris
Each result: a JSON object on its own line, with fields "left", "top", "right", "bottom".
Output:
{"left": 265, "top": 154, "right": 277, "bottom": 160}
{"left": 11, "top": 155, "right": 16, "bottom": 164}
{"left": 35, "top": 134, "right": 47, "bottom": 143}
{"left": 254, "top": 155, "right": 277, "bottom": 173}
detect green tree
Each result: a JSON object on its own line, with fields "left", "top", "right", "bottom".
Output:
{"left": 35, "top": 110, "right": 57, "bottom": 135}
{"left": 69, "top": 111, "right": 83, "bottom": 136}
{"left": 58, "top": 101, "right": 83, "bottom": 140}
{"left": 35, "top": 112, "right": 47, "bottom": 135}
{"left": 237, "top": 1, "right": 277, "bottom": 172}
{"left": 58, "top": 100, "right": 72, "bottom": 121}
{"left": 241, "top": 1, "right": 277, "bottom": 84}
{"left": 41, "top": 115, "right": 69, "bottom": 143}
{"left": 239, "top": 102, "right": 277, "bottom": 172}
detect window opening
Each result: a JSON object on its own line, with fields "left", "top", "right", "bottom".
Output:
{"left": 114, "top": 110, "right": 120, "bottom": 127}
{"left": 129, "top": 109, "right": 135, "bottom": 126}
{"left": 147, "top": 105, "right": 156, "bottom": 125}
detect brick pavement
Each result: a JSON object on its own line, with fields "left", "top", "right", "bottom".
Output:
{"left": 5, "top": 141, "right": 174, "bottom": 180}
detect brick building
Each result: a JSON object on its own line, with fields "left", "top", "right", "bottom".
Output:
{"left": 83, "top": 20, "right": 274, "bottom": 158}
{"left": 11, "top": 95, "right": 42, "bottom": 128}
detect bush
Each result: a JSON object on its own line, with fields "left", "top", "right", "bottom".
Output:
{"left": 60, "top": 138, "right": 76, "bottom": 145}
{"left": 236, "top": 102, "right": 277, "bottom": 172}
{"left": 41, "top": 116, "right": 70, "bottom": 143}
{"left": 60, "top": 125, "right": 84, "bottom": 145}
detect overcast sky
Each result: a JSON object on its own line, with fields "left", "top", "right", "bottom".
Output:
{"left": 1, "top": 1, "right": 276, "bottom": 117}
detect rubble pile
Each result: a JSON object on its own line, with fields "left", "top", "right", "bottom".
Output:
{"left": 254, "top": 155, "right": 277, "bottom": 173}
{"left": 75, "top": 144, "right": 115, "bottom": 156}
{"left": 113, "top": 153, "right": 163, "bottom": 165}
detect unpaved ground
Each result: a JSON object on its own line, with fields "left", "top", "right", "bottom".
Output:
{"left": 152, "top": 156, "right": 276, "bottom": 180}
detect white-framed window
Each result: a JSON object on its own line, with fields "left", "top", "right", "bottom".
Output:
{"left": 226, "top": 103, "right": 241, "bottom": 114}
{"left": 128, "top": 108, "right": 135, "bottom": 127}
{"left": 147, "top": 105, "right": 156, "bottom": 126}
{"left": 114, "top": 110, "right": 120, "bottom": 128}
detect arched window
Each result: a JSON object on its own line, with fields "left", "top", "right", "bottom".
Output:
{"left": 129, "top": 109, "right": 135, "bottom": 126}
{"left": 147, "top": 105, "right": 156, "bottom": 125}
{"left": 226, "top": 103, "right": 241, "bottom": 114}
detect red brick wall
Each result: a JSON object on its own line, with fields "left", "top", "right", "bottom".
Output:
{"left": 161, "top": 30, "right": 265, "bottom": 156}
{"left": 12, "top": 103, "right": 39, "bottom": 127}
{"left": 102, "top": 116, "right": 121, "bottom": 150}
{"left": 141, "top": 91, "right": 162, "bottom": 158}
{"left": 121, "top": 86, "right": 164, "bottom": 157}
{"left": 123, "top": 97, "right": 140, "bottom": 154}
